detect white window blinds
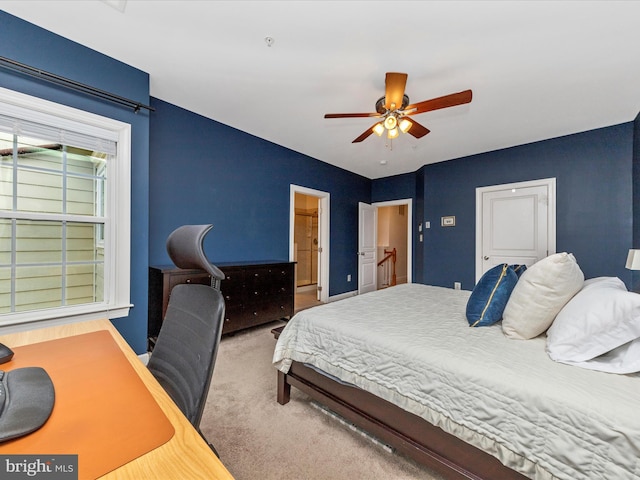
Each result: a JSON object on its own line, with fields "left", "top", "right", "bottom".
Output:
{"left": 0, "top": 112, "right": 117, "bottom": 155}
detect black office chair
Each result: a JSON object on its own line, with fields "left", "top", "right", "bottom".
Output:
{"left": 147, "top": 224, "right": 225, "bottom": 453}
{"left": 164, "top": 224, "right": 225, "bottom": 290}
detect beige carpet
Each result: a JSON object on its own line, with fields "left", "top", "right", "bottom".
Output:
{"left": 199, "top": 321, "right": 446, "bottom": 480}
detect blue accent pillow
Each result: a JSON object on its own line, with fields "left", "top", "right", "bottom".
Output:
{"left": 511, "top": 264, "right": 527, "bottom": 278}
{"left": 466, "top": 264, "right": 519, "bottom": 327}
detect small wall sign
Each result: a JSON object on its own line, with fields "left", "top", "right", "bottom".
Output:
{"left": 441, "top": 216, "right": 456, "bottom": 227}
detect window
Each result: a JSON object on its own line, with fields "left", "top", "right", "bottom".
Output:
{"left": 0, "top": 87, "right": 131, "bottom": 327}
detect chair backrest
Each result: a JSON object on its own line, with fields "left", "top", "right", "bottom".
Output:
{"left": 166, "top": 224, "right": 225, "bottom": 289}
{"left": 149, "top": 224, "right": 226, "bottom": 428}
{"left": 147, "top": 283, "right": 225, "bottom": 428}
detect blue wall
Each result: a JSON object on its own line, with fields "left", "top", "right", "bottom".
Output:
{"left": 371, "top": 172, "right": 415, "bottom": 202}
{"left": 371, "top": 172, "right": 421, "bottom": 282}
{"left": 421, "top": 123, "right": 634, "bottom": 290}
{"left": 414, "top": 168, "right": 425, "bottom": 284}
{"left": 148, "top": 98, "right": 371, "bottom": 297}
{"left": 632, "top": 113, "right": 640, "bottom": 291}
{"left": 0, "top": 11, "right": 151, "bottom": 353}
{"left": 373, "top": 123, "right": 635, "bottom": 290}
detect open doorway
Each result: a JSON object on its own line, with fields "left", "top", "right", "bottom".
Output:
{"left": 363, "top": 199, "right": 411, "bottom": 292}
{"left": 290, "top": 185, "right": 330, "bottom": 312}
{"left": 376, "top": 203, "right": 410, "bottom": 289}
{"left": 294, "top": 193, "right": 320, "bottom": 310}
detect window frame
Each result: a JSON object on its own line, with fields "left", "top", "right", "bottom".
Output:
{"left": 0, "top": 87, "right": 131, "bottom": 330}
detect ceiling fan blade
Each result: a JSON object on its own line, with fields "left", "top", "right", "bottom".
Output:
{"left": 352, "top": 126, "right": 376, "bottom": 143}
{"left": 405, "top": 89, "right": 472, "bottom": 115}
{"left": 404, "top": 118, "right": 430, "bottom": 139}
{"left": 324, "top": 112, "right": 380, "bottom": 119}
{"left": 384, "top": 72, "right": 408, "bottom": 110}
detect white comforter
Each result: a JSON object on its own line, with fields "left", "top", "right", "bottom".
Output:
{"left": 273, "top": 283, "right": 640, "bottom": 480}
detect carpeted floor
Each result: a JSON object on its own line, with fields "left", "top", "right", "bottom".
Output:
{"left": 199, "top": 321, "right": 446, "bottom": 480}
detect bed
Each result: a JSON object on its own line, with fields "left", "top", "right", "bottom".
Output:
{"left": 272, "top": 282, "right": 640, "bottom": 480}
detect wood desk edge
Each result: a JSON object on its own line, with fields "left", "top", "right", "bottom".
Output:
{"left": 0, "top": 319, "right": 235, "bottom": 480}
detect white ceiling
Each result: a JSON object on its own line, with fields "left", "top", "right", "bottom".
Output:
{"left": 1, "top": 1, "right": 640, "bottom": 179}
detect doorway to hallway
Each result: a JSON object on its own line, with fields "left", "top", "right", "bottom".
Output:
{"left": 376, "top": 202, "right": 410, "bottom": 289}
{"left": 358, "top": 198, "right": 413, "bottom": 294}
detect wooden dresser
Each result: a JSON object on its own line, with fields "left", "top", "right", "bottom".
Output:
{"left": 149, "top": 261, "right": 294, "bottom": 349}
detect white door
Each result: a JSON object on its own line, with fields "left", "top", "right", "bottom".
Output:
{"left": 358, "top": 202, "right": 377, "bottom": 294}
{"left": 476, "top": 179, "right": 556, "bottom": 281}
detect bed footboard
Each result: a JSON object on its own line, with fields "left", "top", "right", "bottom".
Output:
{"left": 277, "top": 361, "right": 527, "bottom": 480}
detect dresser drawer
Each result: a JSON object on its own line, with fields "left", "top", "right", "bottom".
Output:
{"left": 168, "top": 272, "right": 211, "bottom": 290}
{"left": 244, "top": 267, "right": 272, "bottom": 290}
{"left": 221, "top": 269, "right": 245, "bottom": 289}
{"left": 269, "top": 272, "right": 293, "bottom": 295}
{"left": 222, "top": 304, "right": 244, "bottom": 334}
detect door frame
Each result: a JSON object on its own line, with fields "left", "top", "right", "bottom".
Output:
{"left": 372, "top": 198, "right": 413, "bottom": 284}
{"left": 475, "top": 178, "right": 556, "bottom": 282}
{"left": 290, "top": 184, "right": 330, "bottom": 303}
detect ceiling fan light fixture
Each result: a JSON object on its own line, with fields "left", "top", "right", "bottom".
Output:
{"left": 399, "top": 118, "right": 412, "bottom": 133}
{"left": 323, "top": 72, "right": 471, "bottom": 146}
{"left": 384, "top": 115, "right": 397, "bottom": 130}
{"left": 373, "top": 123, "right": 385, "bottom": 136}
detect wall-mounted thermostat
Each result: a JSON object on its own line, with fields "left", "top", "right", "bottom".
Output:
{"left": 441, "top": 216, "right": 456, "bottom": 227}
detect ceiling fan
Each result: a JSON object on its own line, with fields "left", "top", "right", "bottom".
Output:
{"left": 324, "top": 72, "right": 472, "bottom": 143}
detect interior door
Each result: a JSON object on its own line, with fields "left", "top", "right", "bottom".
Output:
{"left": 477, "top": 179, "right": 555, "bottom": 281}
{"left": 358, "top": 202, "right": 377, "bottom": 294}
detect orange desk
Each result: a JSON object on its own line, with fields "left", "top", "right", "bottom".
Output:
{"left": 0, "top": 319, "right": 234, "bottom": 480}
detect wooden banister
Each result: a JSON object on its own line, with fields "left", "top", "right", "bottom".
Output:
{"left": 377, "top": 248, "right": 397, "bottom": 286}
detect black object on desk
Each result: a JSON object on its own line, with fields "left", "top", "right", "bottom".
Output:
{"left": 0, "top": 343, "right": 13, "bottom": 364}
{"left": 0, "top": 367, "right": 55, "bottom": 442}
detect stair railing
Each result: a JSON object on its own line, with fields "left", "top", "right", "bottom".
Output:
{"left": 377, "top": 247, "right": 397, "bottom": 287}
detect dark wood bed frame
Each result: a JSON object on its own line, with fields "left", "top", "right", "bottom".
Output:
{"left": 276, "top": 358, "right": 529, "bottom": 480}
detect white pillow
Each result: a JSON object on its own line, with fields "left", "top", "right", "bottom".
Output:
{"left": 555, "top": 338, "right": 640, "bottom": 374}
{"left": 502, "top": 252, "right": 584, "bottom": 340}
{"left": 546, "top": 276, "right": 640, "bottom": 366}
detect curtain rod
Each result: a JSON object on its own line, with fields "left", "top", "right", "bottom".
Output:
{"left": 0, "top": 56, "right": 154, "bottom": 113}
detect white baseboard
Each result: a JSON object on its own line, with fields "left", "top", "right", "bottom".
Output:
{"left": 328, "top": 290, "right": 358, "bottom": 302}
{"left": 138, "top": 352, "right": 149, "bottom": 365}
{"left": 296, "top": 284, "right": 317, "bottom": 293}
